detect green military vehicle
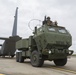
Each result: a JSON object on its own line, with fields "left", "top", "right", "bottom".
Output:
{"left": 16, "top": 16, "right": 73, "bottom": 67}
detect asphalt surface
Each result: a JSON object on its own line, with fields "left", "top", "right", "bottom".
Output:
{"left": 0, "top": 56, "right": 76, "bottom": 75}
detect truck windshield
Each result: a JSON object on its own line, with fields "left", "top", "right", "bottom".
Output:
{"left": 48, "top": 28, "right": 55, "bottom": 31}
{"left": 58, "top": 29, "right": 66, "bottom": 33}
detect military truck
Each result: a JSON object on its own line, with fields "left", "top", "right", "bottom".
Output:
{"left": 16, "top": 16, "right": 73, "bottom": 67}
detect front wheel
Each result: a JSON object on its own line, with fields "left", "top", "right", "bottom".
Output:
{"left": 16, "top": 52, "right": 19, "bottom": 62}
{"left": 30, "top": 50, "right": 44, "bottom": 67}
{"left": 53, "top": 58, "right": 67, "bottom": 66}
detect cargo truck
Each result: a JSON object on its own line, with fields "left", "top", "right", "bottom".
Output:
{"left": 16, "top": 16, "right": 73, "bottom": 67}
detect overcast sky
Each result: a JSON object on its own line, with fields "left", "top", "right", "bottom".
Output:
{"left": 0, "top": 0, "right": 76, "bottom": 52}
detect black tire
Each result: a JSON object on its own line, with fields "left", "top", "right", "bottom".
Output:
{"left": 2, "top": 55, "right": 5, "bottom": 58}
{"left": 11, "top": 55, "right": 15, "bottom": 58}
{"left": 53, "top": 58, "right": 67, "bottom": 66}
{"left": 16, "top": 52, "right": 19, "bottom": 62}
{"left": 19, "top": 52, "right": 24, "bottom": 63}
{"left": 30, "top": 50, "right": 44, "bottom": 67}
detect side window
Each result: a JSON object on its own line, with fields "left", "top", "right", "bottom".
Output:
{"left": 37, "top": 28, "right": 43, "bottom": 34}
{"left": 39, "top": 28, "right": 42, "bottom": 31}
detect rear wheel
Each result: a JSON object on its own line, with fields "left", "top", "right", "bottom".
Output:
{"left": 16, "top": 52, "right": 19, "bottom": 62}
{"left": 11, "top": 55, "right": 15, "bottom": 58}
{"left": 31, "top": 50, "right": 44, "bottom": 67}
{"left": 2, "top": 55, "right": 5, "bottom": 58}
{"left": 53, "top": 58, "right": 67, "bottom": 66}
{"left": 19, "top": 52, "right": 24, "bottom": 63}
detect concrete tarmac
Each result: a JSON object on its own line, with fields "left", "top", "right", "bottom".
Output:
{"left": 0, "top": 56, "right": 76, "bottom": 75}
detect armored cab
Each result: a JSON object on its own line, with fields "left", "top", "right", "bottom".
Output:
{"left": 34, "top": 25, "right": 72, "bottom": 57}
{"left": 16, "top": 16, "right": 73, "bottom": 67}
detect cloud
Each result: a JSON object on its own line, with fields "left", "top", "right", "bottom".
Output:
{"left": 0, "top": 0, "right": 76, "bottom": 52}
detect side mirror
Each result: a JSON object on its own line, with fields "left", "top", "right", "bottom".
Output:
{"left": 35, "top": 27, "right": 37, "bottom": 34}
{"left": 33, "top": 32, "right": 35, "bottom": 34}
{"left": 33, "top": 27, "right": 37, "bottom": 34}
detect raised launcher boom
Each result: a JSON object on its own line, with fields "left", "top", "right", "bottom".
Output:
{"left": 16, "top": 16, "right": 73, "bottom": 67}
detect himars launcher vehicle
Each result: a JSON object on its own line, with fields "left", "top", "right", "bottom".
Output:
{"left": 16, "top": 16, "right": 73, "bottom": 67}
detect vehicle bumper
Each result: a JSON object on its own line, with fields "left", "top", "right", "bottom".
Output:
{"left": 42, "top": 49, "right": 74, "bottom": 60}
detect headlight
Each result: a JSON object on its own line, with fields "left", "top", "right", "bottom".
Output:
{"left": 69, "top": 51, "right": 72, "bottom": 54}
{"left": 49, "top": 50, "right": 51, "bottom": 54}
